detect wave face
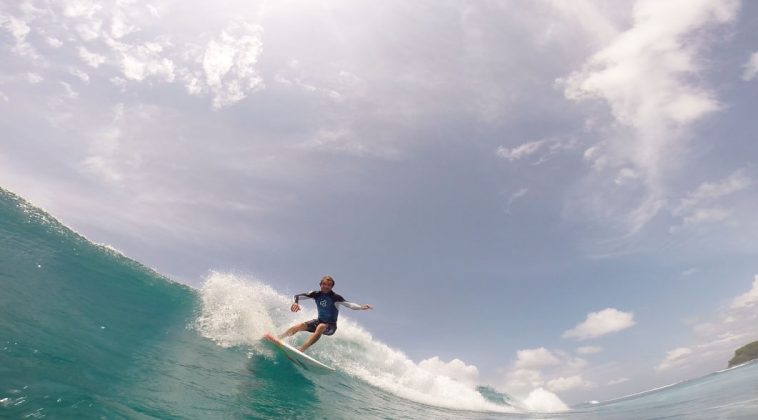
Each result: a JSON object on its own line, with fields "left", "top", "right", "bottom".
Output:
{"left": 2, "top": 187, "right": 758, "bottom": 419}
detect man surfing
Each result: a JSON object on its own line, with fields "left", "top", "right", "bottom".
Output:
{"left": 279, "top": 275, "right": 372, "bottom": 352}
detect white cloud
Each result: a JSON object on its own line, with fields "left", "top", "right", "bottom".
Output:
{"left": 565, "top": 0, "right": 735, "bottom": 127}
{"left": 614, "top": 168, "right": 639, "bottom": 186}
{"left": 46, "top": 37, "right": 63, "bottom": 48}
{"left": 608, "top": 377, "right": 629, "bottom": 385}
{"left": 515, "top": 347, "right": 561, "bottom": 370}
{"left": 496, "top": 140, "right": 547, "bottom": 162}
{"left": 505, "top": 187, "right": 529, "bottom": 213}
{"left": 1, "top": 14, "right": 31, "bottom": 41}
{"left": 75, "top": 20, "right": 102, "bottom": 41}
{"left": 655, "top": 347, "right": 692, "bottom": 371}
{"left": 106, "top": 39, "right": 176, "bottom": 83}
{"left": 509, "top": 187, "right": 529, "bottom": 203}
{"left": 0, "top": 13, "right": 42, "bottom": 63}
{"left": 297, "top": 128, "right": 401, "bottom": 159}
{"left": 670, "top": 170, "right": 753, "bottom": 232}
{"left": 78, "top": 46, "right": 107, "bottom": 68}
{"left": 563, "top": 308, "right": 636, "bottom": 340}
{"left": 547, "top": 374, "right": 592, "bottom": 392}
{"left": 565, "top": 356, "right": 589, "bottom": 370}
{"left": 418, "top": 356, "right": 480, "bottom": 387}
{"left": 503, "top": 368, "right": 545, "bottom": 396}
{"left": 26, "top": 73, "right": 43, "bottom": 84}
{"left": 671, "top": 208, "right": 732, "bottom": 233}
{"left": 110, "top": 13, "right": 139, "bottom": 39}
{"left": 731, "top": 275, "right": 758, "bottom": 309}
{"left": 69, "top": 68, "right": 90, "bottom": 83}
{"left": 80, "top": 155, "right": 122, "bottom": 183}
{"left": 577, "top": 346, "right": 603, "bottom": 355}
{"left": 4, "top": 3, "right": 265, "bottom": 109}
{"left": 60, "top": 81, "right": 79, "bottom": 99}
{"left": 63, "top": 0, "right": 101, "bottom": 18}
{"left": 656, "top": 275, "right": 758, "bottom": 373}
{"left": 273, "top": 62, "right": 360, "bottom": 104}
{"left": 197, "top": 20, "right": 264, "bottom": 108}
{"left": 562, "top": 0, "right": 739, "bottom": 236}
{"left": 673, "top": 170, "right": 753, "bottom": 216}
{"left": 742, "top": 52, "right": 758, "bottom": 81}
{"left": 502, "top": 347, "right": 590, "bottom": 404}
{"left": 496, "top": 138, "right": 577, "bottom": 165}
{"left": 146, "top": 4, "right": 160, "bottom": 18}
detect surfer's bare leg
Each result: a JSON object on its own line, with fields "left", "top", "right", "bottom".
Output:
{"left": 279, "top": 322, "right": 307, "bottom": 339}
{"left": 299, "top": 323, "right": 327, "bottom": 352}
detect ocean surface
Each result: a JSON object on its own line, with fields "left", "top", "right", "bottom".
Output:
{"left": 2, "top": 187, "right": 757, "bottom": 419}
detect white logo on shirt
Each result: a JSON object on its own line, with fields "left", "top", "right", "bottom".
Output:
{"left": 320, "top": 299, "right": 327, "bottom": 307}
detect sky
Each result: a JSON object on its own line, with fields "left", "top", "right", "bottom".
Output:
{"left": 1, "top": 0, "right": 758, "bottom": 406}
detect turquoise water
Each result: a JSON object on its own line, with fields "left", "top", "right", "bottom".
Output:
{"left": 1, "top": 187, "right": 757, "bottom": 419}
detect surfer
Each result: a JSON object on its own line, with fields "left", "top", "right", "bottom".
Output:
{"left": 279, "top": 275, "right": 372, "bottom": 352}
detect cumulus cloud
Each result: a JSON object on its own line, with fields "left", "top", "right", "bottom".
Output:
{"left": 515, "top": 347, "right": 562, "bottom": 370}
{"left": 68, "top": 67, "right": 90, "bottom": 82}
{"left": 502, "top": 347, "right": 591, "bottom": 405}
{"left": 46, "top": 37, "right": 63, "bottom": 48}
{"left": 196, "top": 21, "right": 264, "bottom": 108}
{"left": 3, "top": 3, "right": 264, "bottom": 109}
{"left": 418, "top": 356, "right": 480, "bottom": 387}
{"left": 105, "top": 38, "right": 176, "bottom": 82}
{"left": 742, "top": 52, "right": 758, "bottom": 81}
{"left": 547, "top": 374, "right": 592, "bottom": 392}
{"left": 0, "top": 13, "right": 44, "bottom": 63}
{"left": 563, "top": 308, "right": 636, "bottom": 340}
{"left": 78, "top": 46, "right": 107, "bottom": 68}
{"left": 63, "top": 0, "right": 101, "bottom": 19}
{"left": 1, "top": 14, "right": 31, "bottom": 41}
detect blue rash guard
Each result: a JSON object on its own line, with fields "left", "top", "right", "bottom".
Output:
{"left": 294, "top": 291, "right": 363, "bottom": 324}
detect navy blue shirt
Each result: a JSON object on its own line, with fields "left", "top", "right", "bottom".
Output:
{"left": 295, "top": 291, "right": 347, "bottom": 323}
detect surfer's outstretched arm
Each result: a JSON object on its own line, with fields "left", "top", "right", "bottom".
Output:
{"left": 337, "top": 301, "right": 373, "bottom": 310}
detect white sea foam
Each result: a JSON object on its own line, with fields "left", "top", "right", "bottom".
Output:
{"left": 195, "top": 272, "right": 518, "bottom": 413}
{"left": 194, "top": 271, "right": 286, "bottom": 348}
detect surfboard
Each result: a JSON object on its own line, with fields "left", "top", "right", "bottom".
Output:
{"left": 263, "top": 333, "right": 336, "bottom": 374}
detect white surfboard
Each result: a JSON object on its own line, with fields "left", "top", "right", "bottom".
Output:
{"left": 263, "top": 332, "right": 336, "bottom": 374}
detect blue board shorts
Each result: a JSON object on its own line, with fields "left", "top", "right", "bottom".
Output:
{"left": 305, "top": 319, "right": 337, "bottom": 336}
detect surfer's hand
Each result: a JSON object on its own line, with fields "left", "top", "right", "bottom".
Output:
{"left": 362, "top": 304, "right": 373, "bottom": 310}
{"left": 290, "top": 303, "right": 301, "bottom": 312}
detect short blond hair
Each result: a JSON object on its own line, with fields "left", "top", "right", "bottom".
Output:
{"left": 320, "top": 275, "right": 335, "bottom": 286}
